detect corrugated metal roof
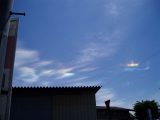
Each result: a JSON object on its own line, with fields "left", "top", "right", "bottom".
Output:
{"left": 12, "top": 86, "right": 101, "bottom": 94}
{"left": 13, "top": 86, "right": 101, "bottom": 89}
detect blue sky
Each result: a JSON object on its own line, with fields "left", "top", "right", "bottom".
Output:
{"left": 13, "top": 0, "right": 160, "bottom": 108}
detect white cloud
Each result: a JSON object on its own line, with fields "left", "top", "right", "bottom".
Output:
{"left": 33, "top": 60, "right": 53, "bottom": 68}
{"left": 79, "top": 43, "right": 108, "bottom": 63}
{"left": 56, "top": 67, "right": 74, "bottom": 74}
{"left": 123, "top": 67, "right": 150, "bottom": 72}
{"left": 77, "top": 30, "right": 122, "bottom": 64}
{"left": 122, "top": 62, "right": 150, "bottom": 72}
{"left": 15, "top": 48, "right": 39, "bottom": 67}
{"left": 56, "top": 72, "right": 75, "bottom": 79}
{"left": 96, "top": 88, "right": 125, "bottom": 107}
{"left": 14, "top": 48, "right": 56, "bottom": 84}
{"left": 96, "top": 88, "right": 115, "bottom": 106}
{"left": 14, "top": 48, "right": 77, "bottom": 83}
{"left": 13, "top": 29, "right": 125, "bottom": 86}
{"left": 39, "top": 69, "right": 55, "bottom": 77}
{"left": 17, "top": 67, "right": 39, "bottom": 83}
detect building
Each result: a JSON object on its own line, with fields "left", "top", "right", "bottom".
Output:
{"left": 96, "top": 106, "right": 134, "bottom": 120}
{"left": 10, "top": 86, "right": 100, "bottom": 120}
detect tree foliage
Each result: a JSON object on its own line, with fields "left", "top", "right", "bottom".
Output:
{"left": 133, "top": 100, "right": 159, "bottom": 120}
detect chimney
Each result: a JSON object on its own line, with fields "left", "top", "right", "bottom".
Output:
{"left": 105, "top": 100, "right": 110, "bottom": 110}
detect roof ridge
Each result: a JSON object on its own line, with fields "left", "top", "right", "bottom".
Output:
{"left": 12, "top": 86, "right": 101, "bottom": 89}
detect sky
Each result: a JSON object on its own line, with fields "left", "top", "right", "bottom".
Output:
{"left": 12, "top": 0, "right": 160, "bottom": 108}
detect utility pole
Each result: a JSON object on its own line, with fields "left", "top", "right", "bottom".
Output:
{"left": 0, "top": 0, "right": 25, "bottom": 120}
{"left": 0, "top": 1, "right": 25, "bottom": 120}
{"left": 0, "top": 0, "right": 13, "bottom": 120}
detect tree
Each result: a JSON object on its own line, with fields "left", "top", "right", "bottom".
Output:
{"left": 133, "top": 100, "right": 159, "bottom": 120}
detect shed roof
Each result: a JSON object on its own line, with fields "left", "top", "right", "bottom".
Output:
{"left": 96, "top": 106, "right": 133, "bottom": 111}
{"left": 12, "top": 86, "right": 101, "bottom": 95}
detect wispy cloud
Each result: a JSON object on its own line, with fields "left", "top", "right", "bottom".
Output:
{"left": 39, "top": 69, "right": 55, "bottom": 77}
{"left": 106, "top": 2, "right": 119, "bottom": 16}
{"left": 56, "top": 72, "right": 75, "bottom": 79}
{"left": 69, "top": 79, "right": 101, "bottom": 86}
{"left": 33, "top": 61, "right": 53, "bottom": 68}
{"left": 15, "top": 29, "right": 125, "bottom": 91}
{"left": 76, "top": 30, "right": 123, "bottom": 64}
{"left": 121, "top": 61, "right": 150, "bottom": 72}
{"left": 123, "top": 66, "right": 150, "bottom": 72}
{"left": 15, "top": 48, "right": 39, "bottom": 67}
{"left": 17, "top": 67, "right": 39, "bottom": 83}
{"left": 15, "top": 48, "right": 95, "bottom": 85}
{"left": 79, "top": 67, "right": 97, "bottom": 72}
{"left": 96, "top": 88, "right": 125, "bottom": 107}
{"left": 69, "top": 77, "right": 89, "bottom": 82}
{"left": 78, "top": 42, "right": 110, "bottom": 63}
{"left": 111, "top": 99, "right": 126, "bottom": 107}
{"left": 96, "top": 88, "right": 115, "bottom": 104}
{"left": 14, "top": 47, "right": 56, "bottom": 84}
